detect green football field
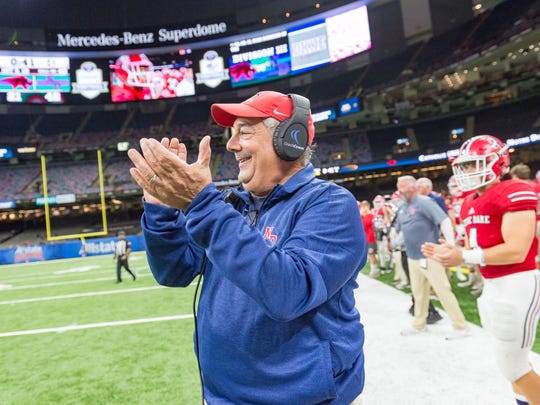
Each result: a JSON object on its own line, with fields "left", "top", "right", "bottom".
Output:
{"left": 0, "top": 252, "right": 202, "bottom": 405}
{"left": 1, "top": 253, "right": 539, "bottom": 404}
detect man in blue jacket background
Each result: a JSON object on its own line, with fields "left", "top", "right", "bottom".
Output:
{"left": 127, "top": 90, "right": 368, "bottom": 404}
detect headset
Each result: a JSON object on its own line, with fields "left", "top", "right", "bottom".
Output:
{"left": 272, "top": 93, "right": 311, "bottom": 161}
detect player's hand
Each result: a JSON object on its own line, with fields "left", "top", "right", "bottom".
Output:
{"left": 421, "top": 239, "right": 463, "bottom": 267}
{"left": 128, "top": 136, "right": 213, "bottom": 211}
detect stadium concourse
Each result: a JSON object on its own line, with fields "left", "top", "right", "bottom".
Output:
{"left": 355, "top": 273, "right": 540, "bottom": 405}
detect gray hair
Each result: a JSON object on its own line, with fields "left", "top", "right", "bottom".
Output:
{"left": 263, "top": 117, "right": 313, "bottom": 167}
{"left": 416, "top": 177, "right": 433, "bottom": 191}
{"left": 397, "top": 175, "right": 416, "bottom": 186}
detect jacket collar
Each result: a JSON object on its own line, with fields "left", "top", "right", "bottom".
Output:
{"left": 232, "top": 164, "right": 316, "bottom": 208}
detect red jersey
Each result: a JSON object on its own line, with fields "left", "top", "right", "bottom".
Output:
{"left": 461, "top": 180, "right": 539, "bottom": 279}
{"left": 361, "top": 212, "right": 377, "bottom": 244}
{"left": 449, "top": 189, "right": 475, "bottom": 224}
{"left": 372, "top": 207, "right": 385, "bottom": 231}
{"left": 530, "top": 179, "right": 540, "bottom": 196}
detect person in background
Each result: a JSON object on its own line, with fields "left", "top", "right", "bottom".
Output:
{"left": 372, "top": 194, "right": 391, "bottom": 270}
{"left": 113, "top": 230, "right": 136, "bottom": 283}
{"left": 386, "top": 191, "right": 408, "bottom": 287}
{"left": 447, "top": 174, "right": 484, "bottom": 294}
{"left": 359, "top": 200, "right": 380, "bottom": 278}
{"left": 127, "top": 91, "right": 367, "bottom": 404}
{"left": 510, "top": 163, "right": 532, "bottom": 182}
{"left": 395, "top": 175, "right": 469, "bottom": 339}
{"left": 386, "top": 190, "right": 443, "bottom": 324}
{"left": 511, "top": 164, "right": 540, "bottom": 271}
{"left": 422, "top": 135, "right": 540, "bottom": 405}
{"left": 417, "top": 177, "right": 448, "bottom": 214}
{"left": 536, "top": 170, "right": 540, "bottom": 270}
{"left": 532, "top": 169, "right": 540, "bottom": 194}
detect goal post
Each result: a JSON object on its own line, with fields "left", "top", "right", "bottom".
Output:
{"left": 40, "top": 150, "right": 109, "bottom": 241}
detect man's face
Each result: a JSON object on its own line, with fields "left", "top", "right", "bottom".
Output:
{"left": 360, "top": 204, "right": 370, "bottom": 214}
{"left": 396, "top": 179, "right": 416, "bottom": 203}
{"left": 226, "top": 118, "right": 286, "bottom": 197}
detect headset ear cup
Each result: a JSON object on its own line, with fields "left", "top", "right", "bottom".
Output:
{"left": 272, "top": 94, "right": 311, "bottom": 161}
{"left": 273, "top": 122, "right": 308, "bottom": 161}
{"left": 272, "top": 121, "right": 287, "bottom": 160}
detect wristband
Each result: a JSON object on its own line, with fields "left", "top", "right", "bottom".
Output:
{"left": 462, "top": 247, "right": 486, "bottom": 266}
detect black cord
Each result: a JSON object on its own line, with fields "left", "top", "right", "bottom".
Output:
{"left": 192, "top": 255, "right": 207, "bottom": 405}
{"left": 192, "top": 190, "right": 237, "bottom": 404}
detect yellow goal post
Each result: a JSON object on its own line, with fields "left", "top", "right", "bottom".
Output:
{"left": 40, "top": 150, "right": 108, "bottom": 241}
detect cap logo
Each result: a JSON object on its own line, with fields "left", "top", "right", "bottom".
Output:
{"left": 273, "top": 108, "right": 288, "bottom": 117}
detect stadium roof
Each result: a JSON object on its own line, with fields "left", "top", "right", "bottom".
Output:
{"left": 0, "top": 0, "right": 369, "bottom": 30}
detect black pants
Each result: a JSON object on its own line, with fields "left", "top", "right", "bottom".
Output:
{"left": 116, "top": 257, "right": 136, "bottom": 282}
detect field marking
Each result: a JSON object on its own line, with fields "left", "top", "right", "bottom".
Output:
{"left": 0, "top": 314, "right": 193, "bottom": 337}
{"left": 54, "top": 265, "right": 101, "bottom": 274}
{"left": 0, "top": 251, "right": 147, "bottom": 272}
{"left": 2, "top": 269, "right": 115, "bottom": 283}
{"left": 5, "top": 273, "right": 152, "bottom": 290}
{"left": 0, "top": 286, "right": 163, "bottom": 305}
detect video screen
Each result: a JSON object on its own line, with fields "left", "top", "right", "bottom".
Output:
{"left": 338, "top": 97, "right": 361, "bottom": 116}
{"left": 312, "top": 107, "right": 336, "bottom": 123}
{"left": 288, "top": 5, "right": 371, "bottom": 74}
{"left": 0, "top": 147, "right": 13, "bottom": 158}
{"left": 229, "top": 30, "right": 291, "bottom": 88}
{"left": 109, "top": 52, "right": 195, "bottom": 102}
{"left": 0, "top": 55, "right": 70, "bottom": 104}
{"left": 288, "top": 21, "right": 330, "bottom": 73}
{"left": 192, "top": 47, "right": 231, "bottom": 94}
{"left": 69, "top": 59, "right": 110, "bottom": 104}
{"left": 325, "top": 5, "right": 372, "bottom": 63}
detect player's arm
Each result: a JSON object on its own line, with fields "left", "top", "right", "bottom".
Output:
{"left": 422, "top": 210, "right": 536, "bottom": 266}
{"left": 482, "top": 210, "right": 536, "bottom": 265}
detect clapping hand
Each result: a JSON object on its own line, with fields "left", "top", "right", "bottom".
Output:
{"left": 128, "top": 136, "right": 213, "bottom": 210}
{"left": 421, "top": 238, "right": 463, "bottom": 267}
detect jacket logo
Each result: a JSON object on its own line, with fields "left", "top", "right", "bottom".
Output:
{"left": 263, "top": 227, "right": 278, "bottom": 244}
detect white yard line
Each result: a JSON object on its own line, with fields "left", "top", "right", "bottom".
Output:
{"left": 1, "top": 268, "right": 149, "bottom": 284}
{"left": 0, "top": 256, "right": 91, "bottom": 269}
{"left": 0, "top": 286, "right": 163, "bottom": 305}
{"left": 2, "top": 268, "right": 122, "bottom": 283}
{"left": 5, "top": 273, "right": 152, "bottom": 290}
{"left": 0, "top": 314, "right": 193, "bottom": 337}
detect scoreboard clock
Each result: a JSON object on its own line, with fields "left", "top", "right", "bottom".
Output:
{"left": 0, "top": 55, "right": 71, "bottom": 104}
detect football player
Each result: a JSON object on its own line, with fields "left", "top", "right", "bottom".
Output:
{"left": 372, "top": 194, "right": 391, "bottom": 270}
{"left": 422, "top": 135, "right": 540, "bottom": 405}
{"left": 447, "top": 174, "right": 483, "bottom": 293}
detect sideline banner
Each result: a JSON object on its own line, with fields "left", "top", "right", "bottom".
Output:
{"left": 0, "top": 234, "right": 146, "bottom": 265}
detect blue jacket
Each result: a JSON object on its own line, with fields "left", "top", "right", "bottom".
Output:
{"left": 141, "top": 164, "right": 368, "bottom": 404}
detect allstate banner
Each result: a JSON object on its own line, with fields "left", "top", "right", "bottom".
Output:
{"left": 0, "top": 234, "right": 146, "bottom": 265}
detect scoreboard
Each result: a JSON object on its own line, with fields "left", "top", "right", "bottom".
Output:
{"left": 0, "top": 56, "right": 71, "bottom": 104}
{"left": 0, "top": 3, "right": 371, "bottom": 105}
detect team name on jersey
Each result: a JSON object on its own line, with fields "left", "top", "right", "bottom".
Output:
{"left": 462, "top": 215, "right": 490, "bottom": 226}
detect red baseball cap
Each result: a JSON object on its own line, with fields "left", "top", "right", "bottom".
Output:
{"left": 211, "top": 91, "right": 315, "bottom": 145}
